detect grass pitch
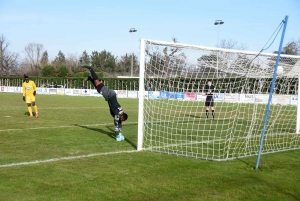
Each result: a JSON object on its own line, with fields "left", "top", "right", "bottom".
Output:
{"left": 0, "top": 93, "right": 299, "bottom": 201}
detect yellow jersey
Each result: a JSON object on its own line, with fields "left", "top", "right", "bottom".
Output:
{"left": 22, "top": 80, "right": 36, "bottom": 96}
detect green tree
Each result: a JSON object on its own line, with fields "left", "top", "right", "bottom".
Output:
{"left": 42, "top": 65, "right": 56, "bottom": 77}
{"left": 116, "top": 53, "right": 139, "bottom": 75}
{"left": 53, "top": 50, "right": 66, "bottom": 68}
{"left": 40, "top": 51, "right": 49, "bottom": 67}
{"left": 90, "top": 50, "right": 117, "bottom": 73}
{"left": 58, "top": 65, "right": 68, "bottom": 77}
{"left": 79, "top": 50, "right": 91, "bottom": 65}
{"left": 116, "top": 53, "right": 131, "bottom": 73}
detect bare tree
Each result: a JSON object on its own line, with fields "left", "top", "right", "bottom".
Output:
{"left": 162, "top": 38, "right": 182, "bottom": 75}
{"left": 280, "top": 39, "right": 300, "bottom": 55}
{"left": 66, "top": 53, "right": 79, "bottom": 76}
{"left": 273, "top": 39, "right": 300, "bottom": 55}
{"left": 0, "top": 34, "right": 19, "bottom": 75}
{"left": 145, "top": 37, "right": 183, "bottom": 78}
{"left": 24, "top": 43, "right": 44, "bottom": 69}
{"left": 218, "top": 39, "right": 247, "bottom": 50}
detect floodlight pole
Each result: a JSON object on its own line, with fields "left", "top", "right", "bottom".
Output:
{"left": 214, "top": 20, "right": 224, "bottom": 78}
{"left": 129, "top": 28, "right": 137, "bottom": 77}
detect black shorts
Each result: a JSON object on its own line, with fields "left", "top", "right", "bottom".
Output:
{"left": 205, "top": 99, "right": 214, "bottom": 107}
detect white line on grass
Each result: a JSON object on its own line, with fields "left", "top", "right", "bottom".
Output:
{"left": 0, "top": 106, "right": 107, "bottom": 111}
{"left": 0, "top": 150, "right": 138, "bottom": 168}
{"left": 0, "top": 118, "right": 223, "bottom": 133}
{"left": 0, "top": 122, "right": 138, "bottom": 132}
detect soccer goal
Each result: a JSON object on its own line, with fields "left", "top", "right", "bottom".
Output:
{"left": 137, "top": 38, "right": 300, "bottom": 161}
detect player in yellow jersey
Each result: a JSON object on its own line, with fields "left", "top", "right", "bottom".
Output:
{"left": 22, "top": 75, "right": 39, "bottom": 118}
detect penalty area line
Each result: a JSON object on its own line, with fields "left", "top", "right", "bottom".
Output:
{"left": 0, "top": 150, "right": 138, "bottom": 168}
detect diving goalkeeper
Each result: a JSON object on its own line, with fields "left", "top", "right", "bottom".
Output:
{"left": 83, "top": 65, "right": 128, "bottom": 141}
{"left": 22, "top": 75, "right": 39, "bottom": 118}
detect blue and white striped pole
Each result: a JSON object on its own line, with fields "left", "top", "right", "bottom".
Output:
{"left": 255, "top": 15, "right": 289, "bottom": 169}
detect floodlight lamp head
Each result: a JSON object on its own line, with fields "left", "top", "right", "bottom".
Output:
{"left": 214, "top": 20, "right": 224, "bottom": 25}
{"left": 129, "top": 28, "right": 137, "bottom": 32}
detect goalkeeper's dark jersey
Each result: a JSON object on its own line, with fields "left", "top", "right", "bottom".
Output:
{"left": 95, "top": 83, "right": 123, "bottom": 116}
{"left": 99, "top": 85, "right": 117, "bottom": 102}
{"left": 205, "top": 85, "right": 214, "bottom": 101}
{"left": 96, "top": 84, "right": 124, "bottom": 133}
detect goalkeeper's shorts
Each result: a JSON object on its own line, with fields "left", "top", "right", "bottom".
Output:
{"left": 25, "top": 95, "right": 36, "bottom": 104}
{"left": 205, "top": 100, "right": 214, "bottom": 107}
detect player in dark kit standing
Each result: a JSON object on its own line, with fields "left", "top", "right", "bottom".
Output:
{"left": 205, "top": 80, "right": 215, "bottom": 119}
{"left": 83, "top": 65, "right": 128, "bottom": 141}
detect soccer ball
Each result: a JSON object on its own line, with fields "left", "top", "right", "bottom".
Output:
{"left": 277, "top": 66, "right": 284, "bottom": 75}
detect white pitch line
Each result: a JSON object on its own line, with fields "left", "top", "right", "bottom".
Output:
{"left": 0, "top": 106, "right": 107, "bottom": 111}
{"left": 0, "top": 124, "right": 105, "bottom": 132}
{"left": 0, "top": 150, "right": 138, "bottom": 168}
{"left": 0, "top": 122, "right": 138, "bottom": 132}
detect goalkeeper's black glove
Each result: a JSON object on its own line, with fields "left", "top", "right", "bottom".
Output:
{"left": 23, "top": 96, "right": 25, "bottom": 101}
{"left": 33, "top": 91, "right": 36, "bottom": 96}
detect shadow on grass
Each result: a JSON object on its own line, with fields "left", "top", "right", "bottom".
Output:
{"left": 74, "top": 124, "right": 137, "bottom": 149}
{"left": 237, "top": 158, "right": 256, "bottom": 169}
{"left": 24, "top": 111, "right": 37, "bottom": 116}
{"left": 106, "top": 126, "right": 137, "bottom": 149}
{"left": 75, "top": 124, "right": 115, "bottom": 139}
{"left": 187, "top": 114, "right": 201, "bottom": 119}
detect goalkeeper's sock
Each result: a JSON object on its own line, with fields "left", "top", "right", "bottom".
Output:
{"left": 28, "top": 107, "right": 33, "bottom": 116}
{"left": 206, "top": 110, "right": 208, "bottom": 119}
{"left": 212, "top": 110, "right": 215, "bottom": 119}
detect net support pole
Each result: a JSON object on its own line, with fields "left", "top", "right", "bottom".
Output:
{"left": 296, "top": 64, "right": 300, "bottom": 134}
{"left": 137, "top": 39, "right": 146, "bottom": 151}
{"left": 255, "top": 15, "right": 289, "bottom": 169}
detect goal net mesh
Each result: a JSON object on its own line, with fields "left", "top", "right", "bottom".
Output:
{"left": 140, "top": 39, "right": 300, "bottom": 161}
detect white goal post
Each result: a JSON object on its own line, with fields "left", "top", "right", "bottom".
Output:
{"left": 138, "top": 38, "right": 300, "bottom": 161}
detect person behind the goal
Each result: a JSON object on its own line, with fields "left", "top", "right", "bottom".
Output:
{"left": 82, "top": 65, "right": 128, "bottom": 141}
{"left": 205, "top": 80, "right": 215, "bottom": 119}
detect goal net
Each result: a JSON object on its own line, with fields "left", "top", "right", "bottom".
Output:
{"left": 137, "top": 39, "right": 300, "bottom": 161}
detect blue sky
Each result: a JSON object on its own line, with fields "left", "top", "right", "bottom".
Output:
{"left": 1, "top": 0, "right": 299, "bottom": 60}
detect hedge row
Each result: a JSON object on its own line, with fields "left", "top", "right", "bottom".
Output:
{"left": 0, "top": 77, "right": 298, "bottom": 94}
{"left": 0, "top": 76, "right": 140, "bottom": 91}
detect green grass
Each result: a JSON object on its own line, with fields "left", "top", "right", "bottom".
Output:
{"left": 0, "top": 93, "right": 299, "bottom": 201}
